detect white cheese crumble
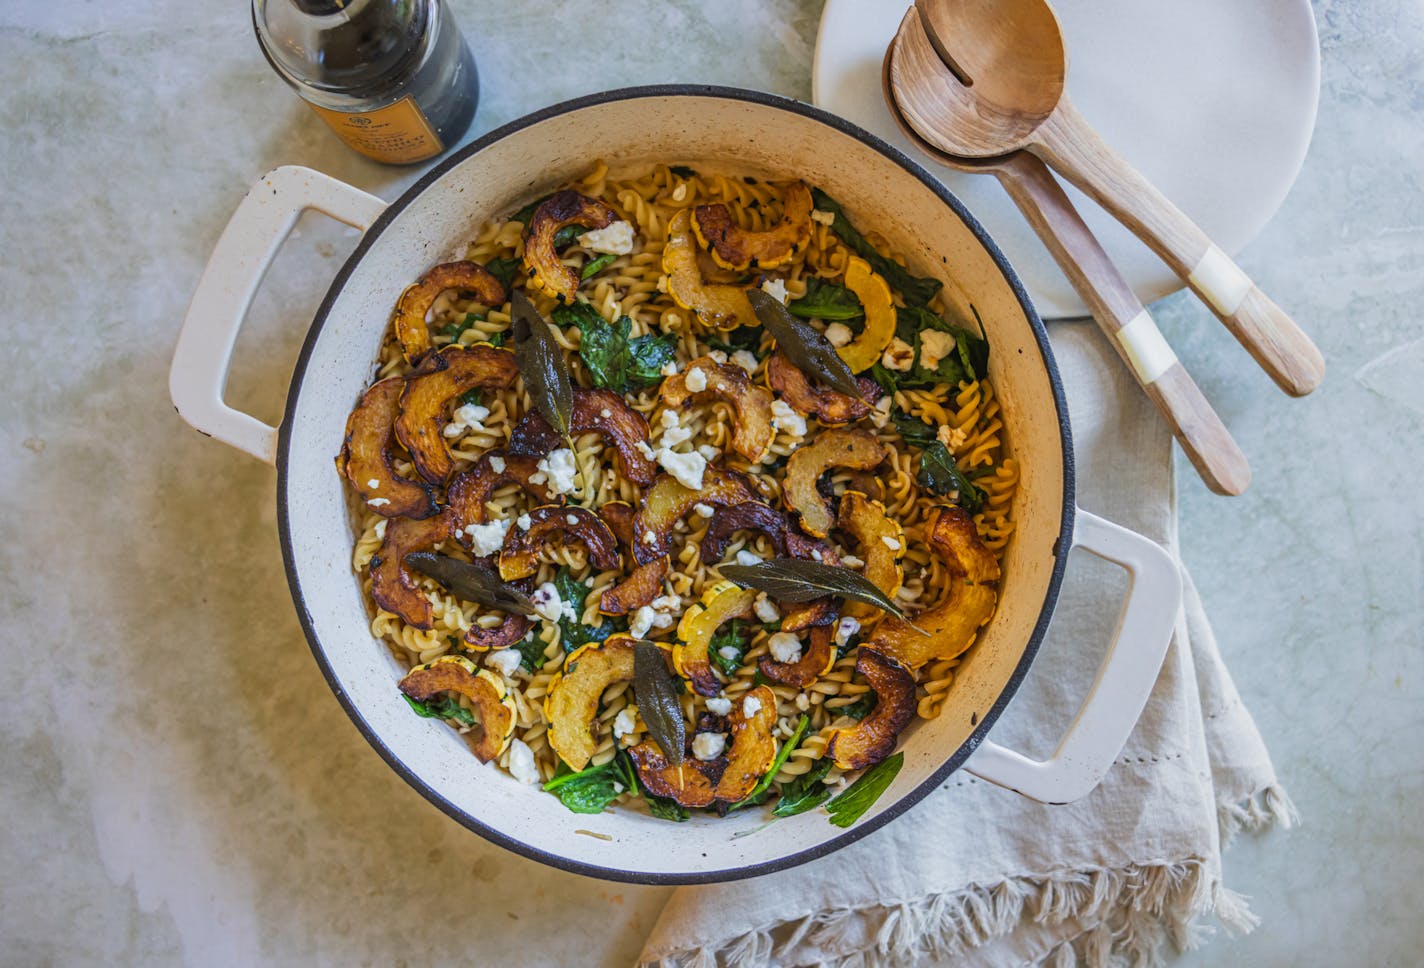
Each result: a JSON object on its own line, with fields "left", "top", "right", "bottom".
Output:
{"left": 516, "top": 513, "right": 532, "bottom": 531}
{"left": 753, "top": 593, "right": 780, "bottom": 624}
{"left": 871, "top": 395, "right": 893, "bottom": 429}
{"left": 635, "top": 439, "right": 656, "bottom": 459}
{"left": 599, "top": 408, "right": 612, "bottom": 419}
{"left": 697, "top": 444, "right": 721, "bottom": 462}
{"left": 368, "top": 497, "right": 390, "bottom": 508}
{"left": 694, "top": 502, "right": 715, "bottom": 518}
{"left": 770, "top": 399, "right": 808, "bottom": 437}
{"left": 613, "top": 706, "right": 638, "bottom": 740}
{"left": 761, "top": 277, "right": 789, "bottom": 304}
{"left": 811, "top": 549, "right": 823, "bottom": 562}
{"left": 742, "top": 695, "right": 763, "bottom": 718}
{"left": 454, "top": 403, "right": 490, "bottom": 427}
{"left": 795, "top": 692, "right": 811, "bottom": 711}
{"left": 643, "top": 529, "right": 657, "bottom": 545}
{"left": 736, "top": 549, "right": 763, "bottom": 567}
{"left": 488, "top": 455, "right": 505, "bottom": 474}
{"left": 578, "top": 219, "right": 635, "bottom": 255}
{"left": 842, "top": 554, "right": 865, "bottom": 569}
{"left": 366, "top": 478, "right": 381, "bottom": 489}
{"left": 671, "top": 182, "right": 689, "bottom": 202}
{"left": 692, "top": 732, "right": 727, "bottom": 761}
{"left": 629, "top": 605, "right": 656, "bottom": 638}
{"left": 463, "top": 518, "right": 510, "bottom": 556}
{"left": 918, "top": 329, "right": 956, "bottom": 371}
{"left": 823, "top": 322, "right": 854, "bottom": 348}
{"left": 707, "top": 349, "right": 729, "bottom": 365}
{"left": 705, "top": 696, "right": 733, "bottom": 716}
{"left": 487, "top": 648, "right": 523, "bottom": 678}
{"left": 881, "top": 535, "right": 902, "bottom": 551}
{"left": 656, "top": 446, "right": 706, "bottom": 490}
{"left": 537, "top": 448, "right": 578, "bottom": 495}
{"left": 768, "top": 632, "right": 803, "bottom": 664}
{"left": 834, "top": 616, "right": 861, "bottom": 649}
{"left": 811, "top": 208, "right": 836, "bottom": 226}
{"left": 718, "top": 645, "right": 741, "bottom": 662}
{"left": 507, "top": 738, "right": 539, "bottom": 785}
{"left": 882, "top": 337, "right": 915, "bottom": 371}
{"left": 730, "top": 350, "right": 759, "bottom": 374}
{"left": 659, "top": 360, "right": 680, "bottom": 377}
{"left": 531, "top": 582, "right": 563, "bottom": 623}
{"left": 658, "top": 409, "right": 694, "bottom": 448}
{"left": 566, "top": 513, "right": 580, "bottom": 526}
{"left": 684, "top": 366, "right": 708, "bottom": 393}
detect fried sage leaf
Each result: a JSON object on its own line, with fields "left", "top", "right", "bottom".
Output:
{"left": 720, "top": 560, "right": 918, "bottom": 627}
{"left": 826, "top": 751, "right": 904, "bottom": 827}
{"left": 404, "top": 552, "right": 536, "bottom": 616}
{"left": 511, "top": 291, "right": 574, "bottom": 443}
{"left": 633, "top": 640, "right": 686, "bottom": 766}
{"left": 748, "top": 289, "right": 865, "bottom": 401}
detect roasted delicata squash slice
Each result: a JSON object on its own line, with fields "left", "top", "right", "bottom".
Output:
{"left": 674, "top": 580, "right": 758, "bottom": 696}
{"left": 545, "top": 635, "right": 641, "bottom": 770}
{"left": 699, "top": 501, "right": 831, "bottom": 563}
{"left": 692, "top": 182, "right": 814, "bottom": 271}
{"left": 498, "top": 505, "right": 621, "bottom": 581}
{"left": 509, "top": 387, "right": 657, "bottom": 486}
{"left": 632, "top": 466, "right": 759, "bottom": 565}
{"left": 596, "top": 500, "right": 667, "bottom": 614}
{"left": 824, "top": 649, "right": 916, "bottom": 771}
{"left": 399, "top": 655, "right": 517, "bottom": 763}
{"left": 766, "top": 351, "right": 880, "bottom": 427}
{"left": 337, "top": 376, "right": 438, "bottom": 519}
{"left": 627, "top": 685, "right": 779, "bottom": 806}
{"left": 446, "top": 451, "right": 557, "bottom": 530}
{"left": 835, "top": 256, "right": 897, "bottom": 374}
{"left": 392, "top": 261, "right": 508, "bottom": 362}
{"left": 868, "top": 507, "right": 1001, "bottom": 671}
{"left": 663, "top": 209, "right": 757, "bottom": 331}
{"left": 369, "top": 511, "right": 453, "bottom": 629}
{"left": 465, "top": 614, "right": 536, "bottom": 652}
{"left": 660, "top": 356, "right": 776, "bottom": 462}
{"left": 781, "top": 428, "right": 889, "bottom": 537}
{"left": 522, "top": 190, "right": 620, "bottom": 303}
{"left": 759, "top": 624, "right": 837, "bottom": 689}
{"left": 394, "top": 345, "right": 519, "bottom": 483}
{"left": 837, "top": 492, "right": 906, "bottom": 622}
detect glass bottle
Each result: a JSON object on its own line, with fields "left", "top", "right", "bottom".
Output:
{"left": 253, "top": 0, "right": 479, "bottom": 165}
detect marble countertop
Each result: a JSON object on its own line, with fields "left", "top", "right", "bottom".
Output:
{"left": 1, "top": 0, "right": 1419, "bottom": 964}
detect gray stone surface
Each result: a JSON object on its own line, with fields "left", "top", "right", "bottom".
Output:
{"left": 0, "top": 0, "right": 1417, "bottom": 965}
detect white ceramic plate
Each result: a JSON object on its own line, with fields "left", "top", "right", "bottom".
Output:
{"left": 813, "top": 0, "right": 1320, "bottom": 319}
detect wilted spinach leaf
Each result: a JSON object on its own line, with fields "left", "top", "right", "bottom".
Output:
{"left": 511, "top": 632, "right": 548, "bottom": 673}
{"left": 485, "top": 256, "right": 520, "bottom": 289}
{"left": 553, "top": 567, "right": 623, "bottom": 653}
{"left": 893, "top": 305, "right": 990, "bottom": 389}
{"left": 891, "top": 407, "right": 938, "bottom": 449}
{"left": 553, "top": 224, "right": 586, "bottom": 250}
{"left": 511, "top": 193, "right": 553, "bottom": 226}
{"left": 787, "top": 277, "right": 864, "bottom": 322}
{"left": 580, "top": 252, "right": 617, "bottom": 280}
{"left": 709, "top": 619, "right": 754, "bottom": 677}
{"left": 810, "top": 188, "right": 942, "bottom": 307}
{"left": 704, "top": 324, "right": 766, "bottom": 359}
{"left": 555, "top": 302, "right": 677, "bottom": 394}
{"left": 441, "top": 311, "right": 482, "bottom": 343}
{"left": 826, "top": 752, "right": 903, "bottom": 827}
{"left": 669, "top": 165, "right": 698, "bottom": 178}
{"left": 543, "top": 754, "right": 638, "bottom": 814}
{"left": 730, "top": 715, "right": 810, "bottom": 811}
{"left": 916, "top": 442, "right": 986, "bottom": 513}
{"left": 402, "top": 693, "right": 477, "bottom": 727}
{"left": 770, "top": 758, "right": 834, "bottom": 817}
{"left": 834, "top": 692, "right": 878, "bottom": 721}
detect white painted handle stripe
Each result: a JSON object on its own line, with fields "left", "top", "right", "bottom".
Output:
{"left": 169, "top": 166, "right": 387, "bottom": 464}
{"left": 964, "top": 509, "right": 1182, "bottom": 804}
{"left": 1116, "top": 308, "right": 1177, "bottom": 384}
{"left": 1187, "top": 243, "right": 1254, "bottom": 317}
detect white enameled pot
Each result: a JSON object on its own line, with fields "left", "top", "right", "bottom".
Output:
{"left": 171, "top": 87, "right": 1181, "bottom": 884}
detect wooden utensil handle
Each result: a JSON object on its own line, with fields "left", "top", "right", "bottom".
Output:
{"left": 1033, "top": 99, "right": 1324, "bottom": 397}
{"left": 996, "top": 153, "right": 1250, "bottom": 495}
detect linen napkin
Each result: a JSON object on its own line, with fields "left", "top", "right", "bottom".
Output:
{"left": 638, "top": 321, "right": 1295, "bottom": 968}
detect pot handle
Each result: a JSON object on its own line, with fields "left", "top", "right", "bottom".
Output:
{"left": 169, "top": 165, "right": 387, "bottom": 464}
{"left": 963, "top": 508, "right": 1181, "bottom": 804}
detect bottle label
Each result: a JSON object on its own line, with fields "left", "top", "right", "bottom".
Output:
{"left": 309, "top": 97, "right": 444, "bottom": 164}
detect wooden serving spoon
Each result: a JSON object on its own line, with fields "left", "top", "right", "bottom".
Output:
{"left": 885, "top": 7, "right": 1250, "bottom": 495}
{"left": 894, "top": 0, "right": 1324, "bottom": 398}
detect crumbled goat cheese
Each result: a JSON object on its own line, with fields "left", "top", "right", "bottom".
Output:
{"left": 578, "top": 220, "right": 635, "bottom": 255}
{"left": 918, "top": 329, "right": 957, "bottom": 371}
{"left": 705, "top": 697, "right": 733, "bottom": 716}
{"left": 692, "top": 732, "right": 727, "bottom": 761}
{"left": 464, "top": 518, "right": 511, "bottom": 556}
{"left": 871, "top": 395, "right": 893, "bottom": 429}
{"left": 507, "top": 739, "right": 539, "bottom": 785}
{"left": 684, "top": 366, "right": 708, "bottom": 393}
{"left": 651, "top": 594, "right": 681, "bottom": 613}
{"left": 731, "top": 350, "right": 759, "bottom": 374}
{"left": 368, "top": 497, "right": 391, "bottom": 508}
{"left": 742, "top": 695, "right": 763, "bottom": 718}
{"left": 770, "top": 399, "right": 808, "bottom": 437}
{"left": 671, "top": 182, "right": 689, "bottom": 202}
{"left": 795, "top": 692, "right": 811, "bottom": 711}
{"left": 530, "top": 582, "right": 564, "bottom": 623}
{"left": 659, "top": 409, "right": 694, "bottom": 448}
{"left": 736, "top": 549, "right": 763, "bottom": 567}
{"left": 487, "top": 648, "right": 523, "bottom": 678}
{"left": 453, "top": 403, "right": 490, "bottom": 427}
{"left": 842, "top": 554, "right": 865, "bottom": 569}
{"left": 537, "top": 447, "right": 578, "bottom": 495}
{"left": 697, "top": 444, "right": 721, "bottom": 462}
{"left": 881, "top": 535, "right": 902, "bottom": 551}
{"left": 834, "top": 616, "right": 861, "bottom": 649}
{"left": 652, "top": 611, "right": 676, "bottom": 629}
{"left": 599, "top": 408, "right": 612, "bottom": 419}
{"left": 768, "top": 632, "right": 804, "bottom": 664}
{"left": 937, "top": 424, "right": 966, "bottom": 450}
{"left": 811, "top": 209, "right": 836, "bottom": 226}
{"left": 566, "top": 514, "right": 580, "bottom": 526}
{"left": 882, "top": 337, "right": 916, "bottom": 371}
{"left": 643, "top": 529, "right": 657, "bottom": 545}
{"left": 635, "top": 439, "right": 656, "bottom": 459}
{"left": 753, "top": 593, "right": 780, "bottom": 624}
{"left": 612, "top": 782, "right": 625, "bottom": 795}
{"left": 656, "top": 446, "right": 706, "bottom": 490}
{"left": 761, "top": 277, "right": 789, "bottom": 303}
{"left": 613, "top": 706, "right": 638, "bottom": 740}
{"left": 718, "top": 645, "right": 741, "bottom": 661}
{"left": 367, "top": 478, "right": 381, "bottom": 489}
{"left": 374, "top": 519, "right": 387, "bottom": 540}
{"left": 707, "top": 349, "right": 729, "bottom": 365}
{"left": 629, "top": 606, "right": 656, "bottom": 638}
{"left": 660, "top": 360, "right": 680, "bottom": 377}
{"left": 488, "top": 455, "right": 505, "bottom": 474}
{"left": 694, "top": 502, "right": 715, "bottom": 518}
{"left": 823, "top": 322, "right": 854, "bottom": 348}
{"left": 811, "top": 549, "right": 823, "bottom": 562}
{"left": 517, "top": 513, "right": 532, "bottom": 531}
